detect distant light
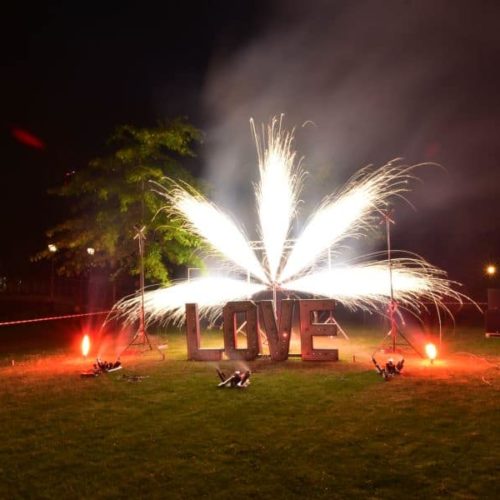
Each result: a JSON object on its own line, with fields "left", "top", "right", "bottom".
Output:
{"left": 87, "top": 247, "right": 95, "bottom": 256}
{"left": 48, "top": 244, "right": 57, "bottom": 253}
{"left": 486, "top": 264, "right": 497, "bottom": 277}
{"left": 425, "top": 343, "right": 437, "bottom": 363}
{"left": 81, "top": 334, "right": 90, "bottom": 357}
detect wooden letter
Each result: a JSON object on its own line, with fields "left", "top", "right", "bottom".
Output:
{"left": 185, "top": 303, "right": 223, "bottom": 361}
{"left": 258, "top": 300, "right": 294, "bottom": 361}
{"left": 223, "top": 301, "right": 259, "bottom": 361}
{"left": 299, "top": 299, "right": 338, "bottom": 361}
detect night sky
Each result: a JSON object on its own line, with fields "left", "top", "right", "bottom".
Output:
{"left": 1, "top": 0, "right": 499, "bottom": 298}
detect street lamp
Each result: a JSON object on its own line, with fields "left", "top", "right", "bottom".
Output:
{"left": 48, "top": 244, "right": 57, "bottom": 300}
{"left": 486, "top": 264, "right": 497, "bottom": 277}
{"left": 85, "top": 247, "right": 96, "bottom": 308}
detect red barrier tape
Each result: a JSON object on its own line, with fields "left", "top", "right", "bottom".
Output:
{"left": 0, "top": 310, "right": 111, "bottom": 327}
{"left": 0, "top": 301, "right": 486, "bottom": 328}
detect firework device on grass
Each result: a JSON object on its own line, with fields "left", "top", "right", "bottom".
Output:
{"left": 80, "top": 358, "right": 122, "bottom": 377}
{"left": 372, "top": 355, "right": 404, "bottom": 381}
{"left": 216, "top": 368, "right": 251, "bottom": 388}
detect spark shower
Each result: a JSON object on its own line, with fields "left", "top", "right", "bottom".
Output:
{"left": 115, "top": 116, "right": 463, "bottom": 328}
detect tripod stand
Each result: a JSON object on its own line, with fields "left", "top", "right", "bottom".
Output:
{"left": 376, "top": 209, "right": 422, "bottom": 357}
{"left": 119, "top": 225, "right": 164, "bottom": 359}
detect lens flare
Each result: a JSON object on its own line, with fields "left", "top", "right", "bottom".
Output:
{"left": 81, "top": 334, "right": 90, "bottom": 357}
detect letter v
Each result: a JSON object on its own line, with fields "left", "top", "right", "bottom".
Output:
{"left": 258, "top": 300, "right": 294, "bottom": 361}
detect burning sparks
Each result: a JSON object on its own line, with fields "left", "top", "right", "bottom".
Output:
{"left": 252, "top": 117, "right": 303, "bottom": 282}
{"left": 81, "top": 334, "right": 90, "bottom": 357}
{"left": 284, "top": 259, "right": 456, "bottom": 314}
{"left": 126, "top": 277, "right": 267, "bottom": 326}
{"left": 154, "top": 184, "right": 268, "bottom": 284}
{"left": 113, "top": 116, "right": 464, "bottom": 326}
{"left": 279, "top": 163, "right": 414, "bottom": 282}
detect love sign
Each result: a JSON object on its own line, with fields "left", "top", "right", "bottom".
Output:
{"left": 185, "top": 299, "right": 339, "bottom": 362}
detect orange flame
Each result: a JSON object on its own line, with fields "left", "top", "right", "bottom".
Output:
{"left": 81, "top": 334, "right": 90, "bottom": 357}
{"left": 425, "top": 343, "right": 437, "bottom": 361}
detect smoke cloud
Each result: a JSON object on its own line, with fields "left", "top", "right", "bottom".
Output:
{"left": 201, "top": 0, "right": 500, "bottom": 292}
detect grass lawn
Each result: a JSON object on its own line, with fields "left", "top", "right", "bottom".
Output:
{"left": 0, "top": 324, "right": 498, "bottom": 499}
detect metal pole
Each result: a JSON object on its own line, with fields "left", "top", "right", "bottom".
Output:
{"left": 327, "top": 246, "right": 335, "bottom": 323}
{"left": 374, "top": 209, "right": 423, "bottom": 358}
{"left": 386, "top": 215, "right": 394, "bottom": 300}
{"left": 385, "top": 211, "right": 397, "bottom": 352}
{"left": 138, "top": 178, "right": 146, "bottom": 339}
{"left": 131, "top": 225, "right": 151, "bottom": 349}
{"left": 138, "top": 232, "right": 146, "bottom": 339}
{"left": 50, "top": 258, "right": 55, "bottom": 301}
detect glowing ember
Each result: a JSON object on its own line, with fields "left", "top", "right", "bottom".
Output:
{"left": 81, "top": 334, "right": 90, "bottom": 357}
{"left": 113, "top": 116, "right": 465, "bottom": 326}
{"left": 425, "top": 343, "right": 437, "bottom": 362}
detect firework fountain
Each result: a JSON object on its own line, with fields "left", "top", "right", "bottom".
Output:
{"left": 113, "top": 116, "right": 464, "bottom": 327}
